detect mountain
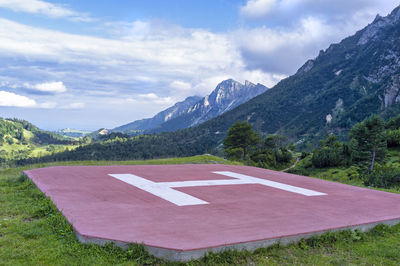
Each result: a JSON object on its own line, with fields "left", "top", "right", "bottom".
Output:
{"left": 112, "top": 96, "right": 201, "bottom": 134}
{"left": 113, "top": 79, "right": 268, "bottom": 134}
{"left": 196, "top": 5, "right": 400, "bottom": 144}
{"left": 149, "top": 79, "right": 268, "bottom": 133}
{"left": 32, "top": 5, "right": 400, "bottom": 163}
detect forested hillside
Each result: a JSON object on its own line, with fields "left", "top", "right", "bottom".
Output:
{"left": 0, "top": 118, "right": 78, "bottom": 164}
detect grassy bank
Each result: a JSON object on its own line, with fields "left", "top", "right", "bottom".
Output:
{"left": 1, "top": 156, "right": 400, "bottom": 265}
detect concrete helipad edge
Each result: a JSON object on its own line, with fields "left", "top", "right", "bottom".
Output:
{"left": 75, "top": 218, "right": 400, "bottom": 262}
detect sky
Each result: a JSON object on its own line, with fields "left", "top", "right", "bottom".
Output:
{"left": 0, "top": 0, "right": 398, "bottom": 130}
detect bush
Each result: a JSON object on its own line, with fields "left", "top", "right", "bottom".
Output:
{"left": 312, "top": 147, "right": 342, "bottom": 168}
{"left": 387, "top": 129, "right": 400, "bottom": 147}
{"left": 363, "top": 166, "right": 400, "bottom": 188}
{"left": 300, "top": 152, "right": 309, "bottom": 159}
{"left": 225, "top": 148, "right": 243, "bottom": 161}
{"left": 250, "top": 150, "right": 275, "bottom": 168}
{"left": 275, "top": 148, "right": 292, "bottom": 163}
{"left": 347, "top": 166, "right": 360, "bottom": 180}
{"left": 5, "top": 136, "right": 14, "bottom": 145}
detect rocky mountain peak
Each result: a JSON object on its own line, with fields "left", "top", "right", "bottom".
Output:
{"left": 296, "top": 59, "right": 315, "bottom": 74}
{"left": 113, "top": 78, "right": 268, "bottom": 134}
{"left": 389, "top": 5, "right": 400, "bottom": 21}
{"left": 245, "top": 80, "right": 255, "bottom": 87}
{"left": 358, "top": 5, "right": 400, "bottom": 45}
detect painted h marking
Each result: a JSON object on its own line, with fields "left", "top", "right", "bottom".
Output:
{"left": 109, "top": 171, "right": 326, "bottom": 206}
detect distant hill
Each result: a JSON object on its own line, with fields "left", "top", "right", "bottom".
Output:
{"left": 0, "top": 118, "right": 72, "bottom": 146}
{"left": 55, "top": 128, "right": 92, "bottom": 138}
{"left": 112, "top": 79, "right": 268, "bottom": 134}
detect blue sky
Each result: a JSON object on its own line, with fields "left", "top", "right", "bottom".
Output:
{"left": 0, "top": 0, "right": 398, "bottom": 130}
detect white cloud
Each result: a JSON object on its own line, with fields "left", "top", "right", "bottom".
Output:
{"left": 170, "top": 80, "right": 191, "bottom": 91}
{"left": 0, "top": 90, "right": 36, "bottom": 107}
{"left": 241, "top": 70, "right": 286, "bottom": 88}
{"left": 241, "top": 0, "right": 276, "bottom": 18}
{"left": 0, "top": 18, "right": 238, "bottom": 72}
{"left": 0, "top": 18, "right": 271, "bottom": 102}
{"left": 135, "top": 93, "right": 174, "bottom": 105}
{"left": 0, "top": 90, "right": 59, "bottom": 108}
{"left": 24, "top": 81, "right": 67, "bottom": 93}
{"left": 236, "top": 16, "right": 338, "bottom": 74}
{"left": 0, "top": 0, "right": 92, "bottom": 21}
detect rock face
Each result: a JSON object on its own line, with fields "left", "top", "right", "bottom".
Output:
{"left": 113, "top": 79, "right": 268, "bottom": 134}
{"left": 358, "top": 7, "right": 400, "bottom": 45}
{"left": 355, "top": 6, "right": 400, "bottom": 110}
{"left": 288, "top": 4, "right": 400, "bottom": 128}
{"left": 167, "top": 79, "right": 268, "bottom": 129}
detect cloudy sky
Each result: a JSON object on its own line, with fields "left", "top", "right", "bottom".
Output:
{"left": 0, "top": 0, "right": 398, "bottom": 130}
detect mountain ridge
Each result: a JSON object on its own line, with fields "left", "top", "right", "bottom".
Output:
{"left": 113, "top": 79, "right": 268, "bottom": 134}
{"left": 112, "top": 95, "right": 202, "bottom": 133}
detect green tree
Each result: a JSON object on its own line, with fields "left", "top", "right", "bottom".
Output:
{"left": 311, "top": 134, "right": 343, "bottom": 168}
{"left": 263, "top": 135, "right": 286, "bottom": 150}
{"left": 224, "top": 121, "right": 260, "bottom": 160}
{"left": 387, "top": 129, "right": 400, "bottom": 147}
{"left": 261, "top": 135, "right": 292, "bottom": 165}
{"left": 350, "top": 115, "right": 387, "bottom": 173}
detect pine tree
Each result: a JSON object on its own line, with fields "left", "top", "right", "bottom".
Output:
{"left": 223, "top": 121, "right": 260, "bottom": 160}
{"left": 350, "top": 115, "right": 387, "bottom": 172}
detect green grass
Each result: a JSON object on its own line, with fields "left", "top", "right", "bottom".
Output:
{"left": 3, "top": 154, "right": 241, "bottom": 173}
{"left": 1, "top": 155, "right": 400, "bottom": 265}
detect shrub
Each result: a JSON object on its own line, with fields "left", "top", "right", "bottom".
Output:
{"left": 225, "top": 148, "right": 243, "bottom": 161}
{"left": 363, "top": 166, "right": 400, "bottom": 188}
{"left": 275, "top": 148, "right": 292, "bottom": 163}
{"left": 312, "top": 147, "right": 342, "bottom": 168}
{"left": 387, "top": 129, "right": 400, "bottom": 147}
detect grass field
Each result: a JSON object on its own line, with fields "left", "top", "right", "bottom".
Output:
{"left": 1, "top": 155, "right": 400, "bottom": 265}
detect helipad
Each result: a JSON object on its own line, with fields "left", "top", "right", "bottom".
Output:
{"left": 24, "top": 164, "right": 400, "bottom": 261}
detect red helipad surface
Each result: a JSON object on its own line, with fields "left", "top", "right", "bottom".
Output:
{"left": 25, "top": 164, "right": 400, "bottom": 261}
